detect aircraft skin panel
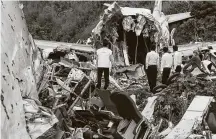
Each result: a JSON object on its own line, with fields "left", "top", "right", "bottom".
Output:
{"left": 34, "top": 39, "right": 94, "bottom": 53}
{"left": 166, "top": 12, "right": 192, "bottom": 23}
{"left": 165, "top": 96, "right": 214, "bottom": 139}
{"left": 104, "top": 2, "right": 192, "bottom": 24}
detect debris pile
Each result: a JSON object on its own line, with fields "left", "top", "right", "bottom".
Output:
{"left": 22, "top": 2, "right": 216, "bottom": 138}
{"left": 91, "top": 2, "right": 163, "bottom": 66}
{"left": 23, "top": 45, "right": 153, "bottom": 139}
{"left": 23, "top": 45, "right": 216, "bottom": 139}
{"left": 153, "top": 73, "right": 216, "bottom": 129}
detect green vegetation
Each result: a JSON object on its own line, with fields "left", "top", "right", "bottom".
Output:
{"left": 175, "top": 1, "right": 216, "bottom": 43}
{"left": 22, "top": 1, "right": 216, "bottom": 44}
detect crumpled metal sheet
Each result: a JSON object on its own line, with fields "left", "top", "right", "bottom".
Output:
{"left": 67, "top": 68, "right": 85, "bottom": 81}
{"left": 116, "top": 64, "right": 145, "bottom": 79}
{"left": 141, "top": 96, "right": 158, "bottom": 122}
{"left": 23, "top": 99, "right": 58, "bottom": 139}
{"left": 135, "top": 15, "right": 146, "bottom": 36}
{"left": 1, "top": 1, "right": 43, "bottom": 139}
{"left": 92, "top": 2, "right": 122, "bottom": 36}
{"left": 122, "top": 16, "right": 135, "bottom": 32}
{"left": 116, "top": 64, "right": 142, "bottom": 73}
{"left": 165, "top": 96, "right": 214, "bottom": 139}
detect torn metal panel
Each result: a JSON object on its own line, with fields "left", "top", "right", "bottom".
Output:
{"left": 23, "top": 99, "right": 58, "bottom": 139}
{"left": 141, "top": 96, "right": 158, "bottom": 122}
{"left": 1, "top": 1, "right": 43, "bottom": 139}
{"left": 35, "top": 39, "right": 94, "bottom": 53}
{"left": 166, "top": 12, "right": 191, "bottom": 23}
{"left": 103, "top": 3, "right": 151, "bottom": 16}
{"left": 116, "top": 64, "right": 145, "bottom": 79}
{"left": 165, "top": 96, "right": 214, "bottom": 139}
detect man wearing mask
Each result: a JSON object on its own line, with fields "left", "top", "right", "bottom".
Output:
{"left": 146, "top": 44, "right": 159, "bottom": 92}
{"left": 173, "top": 45, "right": 183, "bottom": 73}
{"left": 96, "top": 39, "right": 115, "bottom": 90}
{"left": 161, "top": 47, "right": 173, "bottom": 84}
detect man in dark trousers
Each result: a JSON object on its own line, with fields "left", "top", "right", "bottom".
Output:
{"left": 96, "top": 39, "right": 115, "bottom": 90}
{"left": 146, "top": 44, "right": 159, "bottom": 92}
{"left": 161, "top": 47, "right": 173, "bottom": 84}
{"left": 173, "top": 45, "right": 182, "bottom": 73}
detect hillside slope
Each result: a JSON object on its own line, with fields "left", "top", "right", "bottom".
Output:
{"left": 22, "top": 1, "right": 216, "bottom": 45}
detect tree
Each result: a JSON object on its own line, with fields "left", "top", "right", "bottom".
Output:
{"left": 22, "top": 1, "right": 216, "bottom": 44}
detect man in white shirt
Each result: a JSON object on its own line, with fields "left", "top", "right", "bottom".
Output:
{"left": 173, "top": 45, "right": 182, "bottom": 73}
{"left": 146, "top": 44, "right": 159, "bottom": 92}
{"left": 161, "top": 47, "right": 173, "bottom": 84}
{"left": 202, "top": 49, "right": 216, "bottom": 74}
{"left": 96, "top": 39, "right": 114, "bottom": 90}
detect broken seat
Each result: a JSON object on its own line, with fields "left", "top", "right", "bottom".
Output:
{"left": 110, "top": 91, "right": 148, "bottom": 139}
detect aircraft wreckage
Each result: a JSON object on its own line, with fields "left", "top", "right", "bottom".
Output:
{"left": 1, "top": 1, "right": 216, "bottom": 139}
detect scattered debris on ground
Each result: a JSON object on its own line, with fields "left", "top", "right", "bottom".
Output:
{"left": 23, "top": 44, "right": 216, "bottom": 139}
{"left": 22, "top": 1, "right": 216, "bottom": 137}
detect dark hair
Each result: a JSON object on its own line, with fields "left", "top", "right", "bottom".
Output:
{"left": 208, "top": 46, "right": 213, "bottom": 49}
{"left": 173, "top": 45, "right": 178, "bottom": 51}
{"left": 103, "top": 39, "right": 109, "bottom": 47}
{"left": 163, "top": 47, "right": 168, "bottom": 53}
{"left": 151, "top": 44, "right": 156, "bottom": 51}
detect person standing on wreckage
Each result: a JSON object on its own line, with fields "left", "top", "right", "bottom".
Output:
{"left": 161, "top": 47, "right": 173, "bottom": 85}
{"left": 146, "top": 44, "right": 160, "bottom": 92}
{"left": 95, "top": 39, "right": 115, "bottom": 90}
{"left": 172, "top": 45, "right": 183, "bottom": 73}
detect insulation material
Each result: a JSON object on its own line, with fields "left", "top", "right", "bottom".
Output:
{"left": 135, "top": 15, "right": 146, "bottom": 36}
{"left": 1, "top": 1, "right": 43, "bottom": 139}
{"left": 122, "top": 16, "right": 135, "bottom": 32}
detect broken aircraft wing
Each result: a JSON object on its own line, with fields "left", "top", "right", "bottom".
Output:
{"left": 34, "top": 39, "right": 94, "bottom": 53}
{"left": 166, "top": 12, "right": 192, "bottom": 23}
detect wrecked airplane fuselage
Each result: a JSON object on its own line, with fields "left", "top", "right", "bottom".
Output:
{"left": 1, "top": 1, "right": 216, "bottom": 139}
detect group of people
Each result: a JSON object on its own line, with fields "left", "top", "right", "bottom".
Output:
{"left": 146, "top": 44, "right": 215, "bottom": 92}
{"left": 94, "top": 38, "right": 215, "bottom": 92}
{"left": 146, "top": 45, "right": 182, "bottom": 92}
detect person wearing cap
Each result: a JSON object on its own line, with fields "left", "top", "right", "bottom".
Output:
{"left": 146, "top": 44, "right": 159, "bottom": 92}
{"left": 173, "top": 45, "right": 182, "bottom": 73}
{"left": 183, "top": 50, "right": 206, "bottom": 73}
{"left": 96, "top": 39, "right": 115, "bottom": 90}
{"left": 161, "top": 47, "right": 173, "bottom": 84}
